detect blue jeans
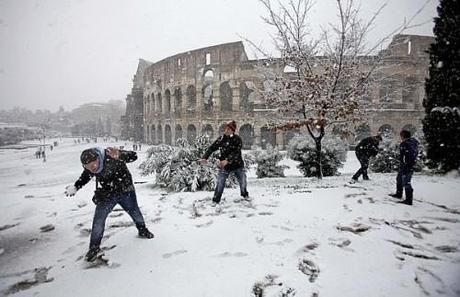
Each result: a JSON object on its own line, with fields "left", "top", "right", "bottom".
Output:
{"left": 213, "top": 167, "right": 248, "bottom": 203}
{"left": 396, "top": 169, "right": 413, "bottom": 198}
{"left": 89, "top": 191, "right": 145, "bottom": 249}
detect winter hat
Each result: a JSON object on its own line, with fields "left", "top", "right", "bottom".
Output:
{"left": 80, "top": 148, "right": 98, "bottom": 164}
{"left": 226, "top": 120, "right": 237, "bottom": 132}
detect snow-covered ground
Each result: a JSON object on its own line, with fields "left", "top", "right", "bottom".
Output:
{"left": 0, "top": 138, "right": 459, "bottom": 297}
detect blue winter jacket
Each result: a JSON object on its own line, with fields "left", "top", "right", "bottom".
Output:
{"left": 399, "top": 137, "right": 419, "bottom": 171}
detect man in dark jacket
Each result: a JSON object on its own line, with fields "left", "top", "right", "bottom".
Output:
{"left": 199, "top": 120, "right": 249, "bottom": 204}
{"left": 65, "top": 147, "right": 153, "bottom": 262}
{"left": 352, "top": 135, "right": 382, "bottom": 181}
{"left": 389, "top": 130, "right": 419, "bottom": 205}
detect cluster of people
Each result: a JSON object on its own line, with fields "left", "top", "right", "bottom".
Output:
{"left": 132, "top": 143, "right": 142, "bottom": 151}
{"left": 65, "top": 120, "right": 419, "bottom": 262}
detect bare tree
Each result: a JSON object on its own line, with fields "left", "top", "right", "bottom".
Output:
{"left": 247, "top": 0, "right": 428, "bottom": 178}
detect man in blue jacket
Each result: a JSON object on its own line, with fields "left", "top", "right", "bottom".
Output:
{"left": 199, "top": 120, "right": 249, "bottom": 205}
{"left": 65, "top": 147, "right": 154, "bottom": 261}
{"left": 389, "top": 130, "right": 419, "bottom": 205}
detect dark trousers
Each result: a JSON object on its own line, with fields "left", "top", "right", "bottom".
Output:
{"left": 352, "top": 154, "right": 370, "bottom": 180}
{"left": 396, "top": 169, "right": 414, "bottom": 199}
{"left": 89, "top": 191, "right": 145, "bottom": 249}
{"left": 213, "top": 167, "right": 248, "bottom": 203}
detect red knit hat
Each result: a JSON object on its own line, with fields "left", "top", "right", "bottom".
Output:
{"left": 226, "top": 120, "right": 237, "bottom": 132}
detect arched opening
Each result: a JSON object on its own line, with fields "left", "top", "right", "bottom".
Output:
{"left": 283, "top": 128, "right": 300, "bottom": 149}
{"left": 219, "top": 123, "right": 227, "bottom": 136}
{"left": 151, "top": 93, "right": 155, "bottom": 113}
{"left": 402, "top": 124, "right": 417, "bottom": 135}
{"left": 175, "top": 124, "right": 183, "bottom": 144}
{"left": 220, "top": 81, "right": 233, "bottom": 113}
{"left": 157, "top": 124, "right": 163, "bottom": 144}
{"left": 164, "top": 89, "right": 171, "bottom": 116}
{"left": 239, "top": 81, "right": 254, "bottom": 112}
{"left": 204, "top": 69, "right": 214, "bottom": 79}
{"left": 261, "top": 126, "right": 276, "bottom": 149}
{"left": 165, "top": 125, "right": 172, "bottom": 145}
{"left": 201, "top": 124, "right": 214, "bottom": 139}
{"left": 146, "top": 125, "right": 150, "bottom": 142}
{"left": 174, "top": 87, "right": 182, "bottom": 116}
{"left": 202, "top": 84, "right": 213, "bottom": 113}
{"left": 157, "top": 93, "right": 162, "bottom": 113}
{"left": 187, "top": 124, "right": 197, "bottom": 143}
{"left": 239, "top": 124, "right": 254, "bottom": 149}
{"left": 186, "top": 85, "right": 196, "bottom": 116}
{"left": 150, "top": 124, "right": 156, "bottom": 144}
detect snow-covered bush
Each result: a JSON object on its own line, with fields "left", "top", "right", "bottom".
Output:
{"left": 252, "top": 145, "right": 287, "bottom": 178}
{"left": 369, "top": 139, "right": 399, "bottom": 173}
{"left": 139, "top": 135, "right": 255, "bottom": 192}
{"left": 287, "top": 134, "right": 347, "bottom": 177}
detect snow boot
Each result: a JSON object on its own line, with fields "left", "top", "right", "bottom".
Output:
{"left": 137, "top": 225, "right": 154, "bottom": 239}
{"left": 388, "top": 193, "right": 402, "bottom": 199}
{"left": 85, "top": 247, "right": 103, "bottom": 262}
{"left": 399, "top": 190, "right": 413, "bottom": 205}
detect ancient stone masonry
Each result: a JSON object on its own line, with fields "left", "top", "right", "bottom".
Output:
{"left": 122, "top": 34, "right": 434, "bottom": 147}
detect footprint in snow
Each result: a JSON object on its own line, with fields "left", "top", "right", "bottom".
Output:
{"left": 215, "top": 252, "right": 248, "bottom": 258}
{"left": 162, "top": 250, "right": 188, "bottom": 259}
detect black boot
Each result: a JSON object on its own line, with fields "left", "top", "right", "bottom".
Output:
{"left": 85, "top": 246, "right": 102, "bottom": 262}
{"left": 138, "top": 227, "right": 154, "bottom": 239}
{"left": 136, "top": 223, "right": 154, "bottom": 239}
{"left": 388, "top": 192, "right": 402, "bottom": 199}
{"left": 399, "top": 189, "right": 413, "bottom": 205}
{"left": 242, "top": 192, "right": 250, "bottom": 199}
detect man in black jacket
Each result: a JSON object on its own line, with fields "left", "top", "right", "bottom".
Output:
{"left": 65, "top": 147, "right": 153, "bottom": 262}
{"left": 199, "top": 120, "right": 249, "bottom": 204}
{"left": 352, "top": 135, "right": 382, "bottom": 181}
{"left": 389, "top": 130, "right": 419, "bottom": 205}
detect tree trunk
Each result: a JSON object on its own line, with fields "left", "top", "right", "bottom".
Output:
{"left": 306, "top": 122, "right": 325, "bottom": 179}
{"left": 315, "top": 137, "right": 322, "bottom": 179}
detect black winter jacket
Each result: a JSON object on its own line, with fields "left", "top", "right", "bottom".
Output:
{"left": 74, "top": 150, "right": 137, "bottom": 193}
{"left": 355, "top": 136, "right": 380, "bottom": 159}
{"left": 203, "top": 134, "right": 244, "bottom": 171}
{"left": 400, "top": 137, "right": 419, "bottom": 171}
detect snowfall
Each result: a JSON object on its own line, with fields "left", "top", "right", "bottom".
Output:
{"left": 0, "top": 138, "right": 459, "bottom": 297}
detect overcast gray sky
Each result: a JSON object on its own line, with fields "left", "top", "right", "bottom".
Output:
{"left": 0, "top": 0, "right": 438, "bottom": 112}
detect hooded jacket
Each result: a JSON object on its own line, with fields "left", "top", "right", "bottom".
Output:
{"left": 74, "top": 149, "right": 137, "bottom": 193}
{"left": 400, "top": 137, "right": 419, "bottom": 171}
{"left": 355, "top": 136, "right": 380, "bottom": 159}
{"left": 203, "top": 134, "right": 244, "bottom": 171}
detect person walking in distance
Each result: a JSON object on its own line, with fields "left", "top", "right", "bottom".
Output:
{"left": 199, "top": 120, "right": 249, "bottom": 205}
{"left": 65, "top": 147, "right": 154, "bottom": 262}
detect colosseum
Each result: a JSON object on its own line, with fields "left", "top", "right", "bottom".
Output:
{"left": 121, "top": 34, "right": 434, "bottom": 149}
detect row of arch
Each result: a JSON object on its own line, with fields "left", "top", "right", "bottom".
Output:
{"left": 145, "top": 123, "right": 283, "bottom": 149}
{"left": 143, "top": 81, "right": 255, "bottom": 117}
{"left": 145, "top": 122, "right": 417, "bottom": 149}
{"left": 143, "top": 77, "right": 420, "bottom": 118}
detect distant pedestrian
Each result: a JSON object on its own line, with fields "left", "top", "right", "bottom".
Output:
{"left": 199, "top": 120, "right": 249, "bottom": 205}
{"left": 389, "top": 130, "right": 419, "bottom": 205}
{"left": 351, "top": 135, "right": 382, "bottom": 181}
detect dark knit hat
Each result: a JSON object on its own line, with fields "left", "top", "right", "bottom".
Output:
{"left": 80, "top": 148, "right": 98, "bottom": 164}
{"left": 226, "top": 120, "right": 237, "bottom": 132}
